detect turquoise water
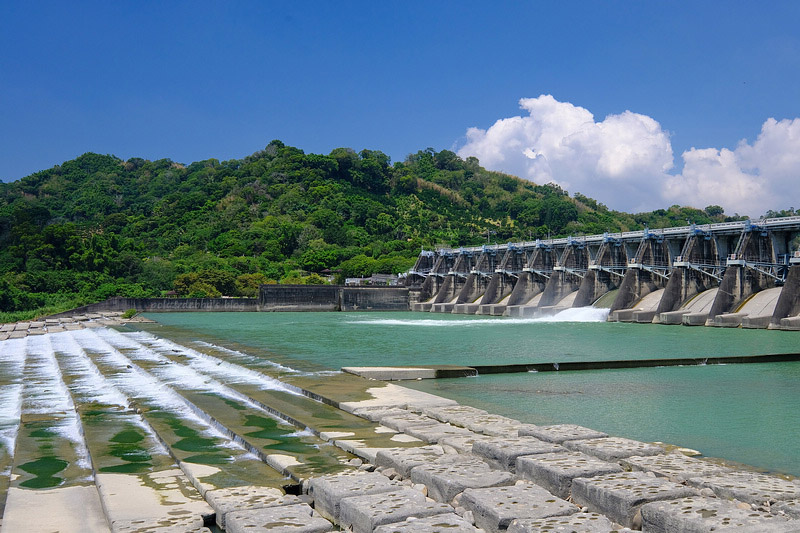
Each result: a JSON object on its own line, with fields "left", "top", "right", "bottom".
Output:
{"left": 142, "top": 312, "right": 800, "bottom": 475}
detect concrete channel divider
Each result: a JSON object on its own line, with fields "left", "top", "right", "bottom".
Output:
{"left": 344, "top": 353, "right": 800, "bottom": 381}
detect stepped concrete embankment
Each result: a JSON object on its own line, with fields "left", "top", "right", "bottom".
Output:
{"left": 1, "top": 323, "right": 799, "bottom": 532}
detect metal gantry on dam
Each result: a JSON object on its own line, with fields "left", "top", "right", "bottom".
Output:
{"left": 406, "top": 216, "right": 800, "bottom": 330}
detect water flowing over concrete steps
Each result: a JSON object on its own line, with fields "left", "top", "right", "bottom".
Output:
{"left": 3, "top": 327, "right": 800, "bottom": 532}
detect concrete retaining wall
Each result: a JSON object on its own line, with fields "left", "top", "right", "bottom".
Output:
{"left": 259, "top": 285, "right": 409, "bottom": 312}
{"left": 46, "top": 297, "right": 259, "bottom": 318}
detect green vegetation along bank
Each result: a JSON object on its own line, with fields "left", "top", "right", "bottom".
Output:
{"left": 3, "top": 140, "right": 788, "bottom": 322}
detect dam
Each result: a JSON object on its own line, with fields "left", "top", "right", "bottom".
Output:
{"left": 407, "top": 216, "right": 800, "bottom": 330}
{"left": 1, "top": 313, "right": 799, "bottom": 532}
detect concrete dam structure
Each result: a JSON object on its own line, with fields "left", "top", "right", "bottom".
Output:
{"left": 407, "top": 216, "right": 800, "bottom": 330}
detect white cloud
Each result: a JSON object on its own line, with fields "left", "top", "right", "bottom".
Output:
{"left": 458, "top": 95, "right": 800, "bottom": 216}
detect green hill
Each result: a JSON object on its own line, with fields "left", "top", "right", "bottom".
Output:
{"left": 0, "top": 140, "right": 738, "bottom": 321}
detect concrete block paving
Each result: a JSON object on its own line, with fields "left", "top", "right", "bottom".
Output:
{"left": 408, "top": 454, "right": 517, "bottom": 503}
{"left": 571, "top": 471, "right": 697, "bottom": 528}
{"left": 516, "top": 451, "right": 623, "bottom": 500}
{"left": 641, "top": 495, "right": 796, "bottom": 532}
{"left": 225, "top": 503, "right": 333, "bottom": 533}
{"left": 471, "top": 435, "right": 565, "bottom": 472}
{"left": 339, "top": 487, "right": 452, "bottom": 533}
{"left": 460, "top": 481, "right": 578, "bottom": 533}
{"left": 518, "top": 423, "right": 608, "bottom": 443}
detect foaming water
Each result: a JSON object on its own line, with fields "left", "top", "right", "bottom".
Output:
{"left": 347, "top": 307, "right": 608, "bottom": 327}
{"left": 192, "top": 340, "right": 299, "bottom": 374}
{"left": 23, "top": 335, "right": 74, "bottom": 414}
{"left": 119, "top": 331, "right": 302, "bottom": 396}
{"left": 0, "top": 338, "right": 27, "bottom": 456}
{"left": 532, "top": 306, "right": 610, "bottom": 322}
{"left": 346, "top": 317, "right": 536, "bottom": 327}
{"left": 0, "top": 384, "right": 23, "bottom": 455}
{"left": 71, "top": 328, "right": 237, "bottom": 439}
{"left": 51, "top": 331, "right": 131, "bottom": 409}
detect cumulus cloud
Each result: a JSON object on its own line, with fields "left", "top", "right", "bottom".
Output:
{"left": 664, "top": 118, "right": 800, "bottom": 215}
{"left": 458, "top": 95, "right": 800, "bottom": 216}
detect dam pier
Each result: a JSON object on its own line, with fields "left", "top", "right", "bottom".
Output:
{"left": 408, "top": 216, "right": 800, "bottom": 330}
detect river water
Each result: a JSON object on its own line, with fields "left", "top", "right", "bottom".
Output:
{"left": 140, "top": 310, "right": 800, "bottom": 476}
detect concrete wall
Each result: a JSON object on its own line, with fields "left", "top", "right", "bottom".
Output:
{"left": 46, "top": 297, "right": 259, "bottom": 318}
{"left": 259, "top": 285, "right": 409, "bottom": 312}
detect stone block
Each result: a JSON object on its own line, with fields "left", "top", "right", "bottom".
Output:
{"left": 507, "top": 512, "right": 618, "bottom": 533}
{"left": 439, "top": 434, "right": 495, "bottom": 454}
{"left": 742, "top": 314, "right": 772, "bottom": 329}
{"left": 404, "top": 422, "right": 475, "bottom": 443}
{"left": 687, "top": 471, "right": 800, "bottom": 505}
{"left": 460, "top": 481, "right": 578, "bottom": 533}
{"left": 621, "top": 452, "right": 732, "bottom": 482}
{"left": 640, "top": 495, "right": 794, "bottom": 533}
{"left": 409, "top": 455, "right": 516, "bottom": 503}
{"left": 658, "top": 310, "right": 690, "bottom": 325}
{"left": 634, "top": 310, "right": 657, "bottom": 323}
{"left": 516, "top": 451, "right": 623, "bottom": 499}
{"left": 456, "top": 414, "right": 523, "bottom": 436}
{"left": 112, "top": 517, "right": 210, "bottom": 532}
{"left": 375, "top": 445, "right": 447, "bottom": 477}
{"left": 306, "top": 471, "right": 403, "bottom": 522}
{"left": 773, "top": 499, "right": 800, "bottom": 519}
{"left": 205, "top": 485, "right": 296, "bottom": 529}
{"left": 421, "top": 405, "right": 488, "bottom": 424}
{"left": 380, "top": 412, "right": 440, "bottom": 432}
{"left": 332, "top": 440, "right": 384, "bottom": 463}
{"left": 610, "top": 309, "right": 637, "bottom": 322}
{"left": 564, "top": 437, "right": 665, "bottom": 461}
{"left": 682, "top": 312, "right": 708, "bottom": 326}
{"left": 471, "top": 436, "right": 565, "bottom": 472}
{"left": 452, "top": 303, "right": 480, "bottom": 314}
{"left": 373, "top": 512, "right": 481, "bottom": 532}
{"left": 518, "top": 424, "right": 607, "bottom": 444}
{"left": 779, "top": 316, "right": 800, "bottom": 330}
{"left": 713, "top": 312, "right": 747, "bottom": 327}
{"left": 225, "top": 503, "right": 333, "bottom": 533}
{"left": 338, "top": 488, "right": 451, "bottom": 533}
{"left": 571, "top": 471, "right": 697, "bottom": 528}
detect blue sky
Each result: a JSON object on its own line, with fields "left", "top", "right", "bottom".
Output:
{"left": 2, "top": 1, "right": 799, "bottom": 216}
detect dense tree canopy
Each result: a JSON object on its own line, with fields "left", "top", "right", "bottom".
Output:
{"left": 0, "top": 141, "right": 745, "bottom": 321}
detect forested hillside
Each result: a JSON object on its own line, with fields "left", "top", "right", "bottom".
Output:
{"left": 1, "top": 140, "right": 738, "bottom": 321}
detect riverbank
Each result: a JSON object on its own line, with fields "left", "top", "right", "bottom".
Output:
{"left": 1, "top": 323, "right": 799, "bottom": 531}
